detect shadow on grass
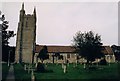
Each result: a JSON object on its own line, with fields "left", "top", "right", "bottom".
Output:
{"left": 38, "top": 63, "right": 119, "bottom": 80}
{"left": 14, "top": 63, "right": 31, "bottom": 81}
{"left": 35, "top": 69, "right": 53, "bottom": 73}
{"left": 34, "top": 79, "right": 120, "bottom": 81}
{"left": 2, "top": 63, "right": 10, "bottom": 81}
{"left": 36, "top": 63, "right": 54, "bottom": 73}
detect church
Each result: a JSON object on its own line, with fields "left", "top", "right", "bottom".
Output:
{"left": 15, "top": 3, "right": 116, "bottom": 64}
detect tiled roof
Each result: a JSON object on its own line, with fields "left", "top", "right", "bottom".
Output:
{"left": 102, "top": 46, "right": 114, "bottom": 55}
{"left": 35, "top": 45, "right": 76, "bottom": 53}
{"left": 35, "top": 45, "right": 114, "bottom": 55}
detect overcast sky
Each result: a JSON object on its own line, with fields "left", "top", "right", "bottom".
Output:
{"left": 1, "top": 2, "right": 118, "bottom": 46}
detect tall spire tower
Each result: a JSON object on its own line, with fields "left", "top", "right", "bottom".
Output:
{"left": 15, "top": 3, "right": 36, "bottom": 63}
{"left": 22, "top": 3, "right": 24, "bottom": 10}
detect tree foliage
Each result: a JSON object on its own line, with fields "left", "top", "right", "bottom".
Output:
{"left": 37, "top": 45, "right": 49, "bottom": 63}
{"left": 0, "top": 11, "right": 16, "bottom": 62}
{"left": 72, "top": 31, "right": 104, "bottom": 63}
{"left": 0, "top": 15, "right": 15, "bottom": 46}
{"left": 111, "top": 45, "right": 120, "bottom": 61}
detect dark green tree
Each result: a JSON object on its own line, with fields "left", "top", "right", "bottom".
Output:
{"left": 37, "top": 45, "right": 49, "bottom": 63}
{"left": 37, "top": 45, "right": 49, "bottom": 72}
{"left": 0, "top": 12, "right": 16, "bottom": 62}
{"left": 72, "top": 31, "right": 104, "bottom": 68}
{"left": 111, "top": 45, "right": 120, "bottom": 61}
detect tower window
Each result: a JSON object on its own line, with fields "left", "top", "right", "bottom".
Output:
{"left": 26, "top": 18, "right": 28, "bottom": 28}
{"left": 26, "top": 21, "right": 28, "bottom": 27}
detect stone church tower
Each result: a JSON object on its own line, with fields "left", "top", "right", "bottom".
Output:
{"left": 15, "top": 3, "right": 36, "bottom": 63}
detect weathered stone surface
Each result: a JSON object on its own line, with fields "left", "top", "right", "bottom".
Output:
{"left": 15, "top": 3, "right": 36, "bottom": 63}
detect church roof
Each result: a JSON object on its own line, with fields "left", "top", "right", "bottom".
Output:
{"left": 35, "top": 45, "right": 114, "bottom": 55}
{"left": 35, "top": 45, "right": 76, "bottom": 53}
{"left": 102, "top": 46, "right": 114, "bottom": 55}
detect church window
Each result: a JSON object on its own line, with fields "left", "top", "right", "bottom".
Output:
{"left": 67, "top": 54, "right": 70, "bottom": 58}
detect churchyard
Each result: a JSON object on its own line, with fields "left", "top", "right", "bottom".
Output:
{"left": 2, "top": 63, "right": 10, "bottom": 81}
{"left": 11, "top": 62, "right": 120, "bottom": 81}
{"left": 1, "top": 3, "right": 120, "bottom": 81}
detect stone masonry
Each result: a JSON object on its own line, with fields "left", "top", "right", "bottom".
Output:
{"left": 15, "top": 3, "right": 36, "bottom": 63}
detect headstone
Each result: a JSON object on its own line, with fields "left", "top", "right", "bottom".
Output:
{"left": 28, "top": 64, "right": 30, "bottom": 74}
{"left": 31, "top": 70, "right": 34, "bottom": 76}
{"left": 31, "top": 73, "right": 35, "bottom": 81}
{"left": 62, "top": 63, "right": 64, "bottom": 69}
{"left": 64, "top": 56, "right": 67, "bottom": 64}
{"left": 35, "top": 63, "right": 38, "bottom": 68}
{"left": 56, "top": 57, "right": 58, "bottom": 64}
{"left": 8, "top": 63, "right": 10, "bottom": 67}
{"left": 24, "top": 64, "right": 27, "bottom": 71}
{"left": 109, "top": 56, "right": 111, "bottom": 66}
{"left": 45, "top": 62, "right": 47, "bottom": 68}
{"left": 84, "top": 63, "right": 86, "bottom": 69}
{"left": 75, "top": 60, "right": 77, "bottom": 67}
{"left": 35, "top": 57, "right": 38, "bottom": 68}
{"left": 97, "top": 59, "right": 99, "bottom": 67}
{"left": 67, "top": 60, "right": 69, "bottom": 66}
{"left": 67, "top": 63, "right": 69, "bottom": 66}
{"left": 63, "top": 64, "right": 67, "bottom": 73}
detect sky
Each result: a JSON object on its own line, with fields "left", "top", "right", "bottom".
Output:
{"left": 1, "top": 1, "right": 118, "bottom": 46}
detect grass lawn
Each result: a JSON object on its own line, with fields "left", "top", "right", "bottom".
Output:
{"left": 35, "top": 63, "right": 120, "bottom": 81}
{"left": 13, "top": 63, "right": 120, "bottom": 81}
{"left": 2, "top": 63, "right": 10, "bottom": 81}
{"left": 14, "top": 63, "right": 31, "bottom": 81}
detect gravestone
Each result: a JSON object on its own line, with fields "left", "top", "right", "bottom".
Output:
{"left": 63, "top": 63, "right": 67, "bottom": 73}
{"left": 31, "top": 70, "right": 35, "bottom": 81}
{"left": 35, "top": 63, "right": 38, "bottom": 68}
{"left": 35, "top": 57, "right": 38, "bottom": 68}
{"left": 24, "top": 64, "right": 27, "bottom": 71}
{"left": 75, "top": 60, "right": 78, "bottom": 66}
{"left": 62, "top": 63, "right": 64, "bottom": 69}
{"left": 28, "top": 64, "right": 31, "bottom": 74}
{"left": 31, "top": 70, "right": 34, "bottom": 76}
{"left": 84, "top": 63, "right": 86, "bottom": 69}
{"left": 67, "top": 60, "right": 69, "bottom": 66}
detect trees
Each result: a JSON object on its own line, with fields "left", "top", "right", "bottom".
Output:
{"left": 111, "top": 45, "right": 120, "bottom": 61}
{"left": 72, "top": 31, "right": 104, "bottom": 68}
{"left": 0, "top": 11, "right": 16, "bottom": 62}
{"left": 37, "top": 45, "right": 49, "bottom": 72}
{"left": 37, "top": 45, "right": 49, "bottom": 63}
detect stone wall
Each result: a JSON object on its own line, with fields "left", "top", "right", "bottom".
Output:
{"left": 15, "top": 4, "right": 36, "bottom": 63}
{"left": 34, "top": 53, "right": 116, "bottom": 64}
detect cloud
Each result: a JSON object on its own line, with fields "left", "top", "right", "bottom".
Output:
{"left": 2, "top": 2, "right": 118, "bottom": 46}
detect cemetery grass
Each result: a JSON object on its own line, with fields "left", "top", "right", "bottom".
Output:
{"left": 2, "top": 63, "right": 10, "bottom": 81}
{"left": 14, "top": 63, "right": 31, "bottom": 81}
{"left": 35, "top": 63, "right": 120, "bottom": 80}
